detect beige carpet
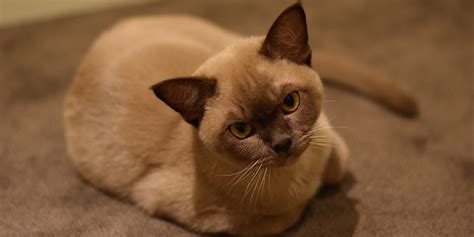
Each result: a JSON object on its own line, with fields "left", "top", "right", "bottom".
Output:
{"left": 0, "top": 0, "right": 472, "bottom": 236}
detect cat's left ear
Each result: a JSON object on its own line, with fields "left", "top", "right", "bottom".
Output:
{"left": 151, "top": 77, "right": 216, "bottom": 127}
{"left": 260, "top": 3, "right": 312, "bottom": 66}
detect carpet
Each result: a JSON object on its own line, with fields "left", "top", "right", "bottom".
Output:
{"left": 0, "top": 0, "right": 472, "bottom": 236}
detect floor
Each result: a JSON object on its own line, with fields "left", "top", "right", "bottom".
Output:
{"left": 0, "top": 0, "right": 472, "bottom": 236}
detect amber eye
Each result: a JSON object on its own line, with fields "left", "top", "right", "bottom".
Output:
{"left": 281, "top": 91, "right": 300, "bottom": 113}
{"left": 229, "top": 122, "right": 252, "bottom": 139}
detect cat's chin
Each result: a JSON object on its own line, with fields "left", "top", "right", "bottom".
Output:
{"left": 264, "top": 155, "right": 301, "bottom": 167}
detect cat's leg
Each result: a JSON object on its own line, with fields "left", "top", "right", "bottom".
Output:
{"left": 170, "top": 204, "right": 304, "bottom": 236}
{"left": 323, "top": 131, "right": 349, "bottom": 185}
{"left": 131, "top": 169, "right": 236, "bottom": 234}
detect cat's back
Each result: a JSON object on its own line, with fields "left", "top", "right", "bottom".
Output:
{"left": 64, "top": 15, "right": 238, "bottom": 195}
{"left": 81, "top": 15, "right": 239, "bottom": 79}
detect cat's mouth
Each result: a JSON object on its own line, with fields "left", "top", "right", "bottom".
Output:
{"left": 263, "top": 139, "right": 309, "bottom": 167}
{"left": 261, "top": 155, "right": 298, "bottom": 167}
{"left": 264, "top": 151, "right": 304, "bottom": 167}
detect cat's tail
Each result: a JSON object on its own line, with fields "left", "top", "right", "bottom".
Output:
{"left": 313, "top": 52, "right": 418, "bottom": 117}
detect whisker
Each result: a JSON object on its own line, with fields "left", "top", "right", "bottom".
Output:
{"left": 309, "top": 136, "right": 330, "bottom": 139}
{"left": 208, "top": 161, "right": 217, "bottom": 179}
{"left": 310, "top": 142, "right": 335, "bottom": 148}
{"left": 309, "top": 138, "right": 331, "bottom": 142}
{"left": 251, "top": 166, "right": 264, "bottom": 207}
{"left": 309, "top": 139, "right": 334, "bottom": 144}
{"left": 268, "top": 169, "right": 275, "bottom": 202}
{"left": 242, "top": 163, "right": 262, "bottom": 205}
{"left": 310, "top": 137, "right": 332, "bottom": 140}
{"left": 310, "top": 139, "right": 333, "bottom": 142}
{"left": 254, "top": 164, "right": 265, "bottom": 207}
{"left": 259, "top": 167, "right": 268, "bottom": 208}
{"left": 309, "top": 144, "right": 326, "bottom": 152}
{"left": 225, "top": 160, "right": 259, "bottom": 195}
{"left": 255, "top": 167, "right": 265, "bottom": 208}
{"left": 218, "top": 165, "right": 252, "bottom": 177}
{"left": 326, "top": 115, "right": 337, "bottom": 123}
{"left": 227, "top": 158, "right": 270, "bottom": 192}
{"left": 309, "top": 125, "right": 349, "bottom": 133}
{"left": 226, "top": 162, "right": 253, "bottom": 185}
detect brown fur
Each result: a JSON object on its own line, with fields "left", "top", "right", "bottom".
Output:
{"left": 64, "top": 3, "right": 416, "bottom": 236}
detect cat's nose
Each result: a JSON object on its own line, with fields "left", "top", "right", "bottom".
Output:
{"left": 272, "top": 138, "right": 292, "bottom": 155}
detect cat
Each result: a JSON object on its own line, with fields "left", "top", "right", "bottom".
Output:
{"left": 64, "top": 3, "right": 417, "bottom": 236}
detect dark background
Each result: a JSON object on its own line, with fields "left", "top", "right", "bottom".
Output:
{"left": 0, "top": 0, "right": 472, "bottom": 236}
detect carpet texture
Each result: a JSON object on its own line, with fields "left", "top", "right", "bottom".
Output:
{"left": 0, "top": 0, "right": 472, "bottom": 236}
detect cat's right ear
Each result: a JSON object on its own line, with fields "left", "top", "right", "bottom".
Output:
{"left": 150, "top": 77, "right": 216, "bottom": 127}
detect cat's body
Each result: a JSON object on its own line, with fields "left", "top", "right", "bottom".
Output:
{"left": 65, "top": 15, "right": 239, "bottom": 196}
{"left": 65, "top": 4, "right": 415, "bottom": 236}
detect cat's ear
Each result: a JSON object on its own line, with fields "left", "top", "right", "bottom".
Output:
{"left": 260, "top": 3, "right": 312, "bottom": 66}
{"left": 150, "top": 77, "right": 216, "bottom": 127}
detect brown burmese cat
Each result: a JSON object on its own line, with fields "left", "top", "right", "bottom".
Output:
{"left": 64, "top": 3, "right": 417, "bottom": 236}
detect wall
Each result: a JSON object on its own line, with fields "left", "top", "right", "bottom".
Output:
{"left": 0, "top": 0, "right": 153, "bottom": 27}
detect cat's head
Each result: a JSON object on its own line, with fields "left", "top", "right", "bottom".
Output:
{"left": 152, "top": 4, "right": 323, "bottom": 166}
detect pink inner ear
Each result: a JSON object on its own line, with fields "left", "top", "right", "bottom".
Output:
{"left": 260, "top": 3, "right": 311, "bottom": 65}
